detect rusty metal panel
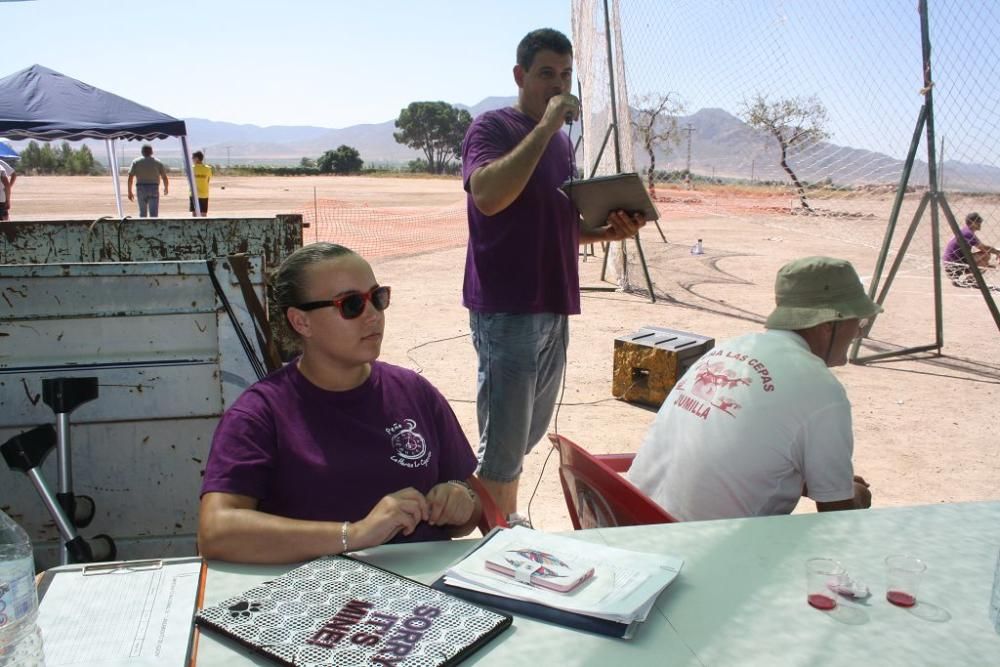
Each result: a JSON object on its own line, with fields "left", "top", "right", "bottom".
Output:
{"left": 0, "top": 257, "right": 267, "bottom": 568}
{"left": 0, "top": 214, "right": 303, "bottom": 268}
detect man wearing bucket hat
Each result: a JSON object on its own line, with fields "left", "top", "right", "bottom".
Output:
{"left": 629, "top": 257, "right": 881, "bottom": 521}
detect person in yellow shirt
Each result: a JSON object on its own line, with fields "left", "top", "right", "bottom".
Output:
{"left": 191, "top": 151, "right": 212, "bottom": 216}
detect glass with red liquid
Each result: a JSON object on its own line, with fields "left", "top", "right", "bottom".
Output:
{"left": 806, "top": 558, "right": 844, "bottom": 610}
{"left": 885, "top": 555, "right": 926, "bottom": 607}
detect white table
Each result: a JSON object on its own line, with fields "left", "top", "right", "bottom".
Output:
{"left": 194, "top": 502, "right": 1000, "bottom": 666}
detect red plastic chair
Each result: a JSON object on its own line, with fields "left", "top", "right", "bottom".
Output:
{"left": 468, "top": 475, "right": 508, "bottom": 535}
{"left": 547, "top": 433, "right": 678, "bottom": 530}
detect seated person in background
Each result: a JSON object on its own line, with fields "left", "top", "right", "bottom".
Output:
{"left": 629, "top": 256, "right": 878, "bottom": 522}
{"left": 943, "top": 212, "right": 999, "bottom": 286}
{"left": 199, "top": 242, "right": 482, "bottom": 564}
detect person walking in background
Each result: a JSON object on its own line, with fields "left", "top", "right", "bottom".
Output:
{"left": 0, "top": 158, "right": 16, "bottom": 221}
{"left": 127, "top": 144, "right": 169, "bottom": 217}
{"left": 461, "top": 28, "right": 644, "bottom": 527}
{"left": 943, "top": 212, "right": 999, "bottom": 286}
{"left": 191, "top": 150, "right": 211, "bottom": 216}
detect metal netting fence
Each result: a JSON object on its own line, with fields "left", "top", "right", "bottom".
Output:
{"left": 296, "top": 198, "right": 467, "bottom": 260}
{"left": 572, "top": 0, "right": 1000, "bottom": 294}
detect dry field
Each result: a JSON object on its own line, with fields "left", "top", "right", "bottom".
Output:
{"left": 9, "top": 175, "right": 1000, "bottom": 532}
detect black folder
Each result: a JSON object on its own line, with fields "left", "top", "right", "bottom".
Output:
{"left": 560, "top": 171, "right": 660, "bottom": 234}
{"left": 430, "top": 530, "right": 635, "bottom": 639}
{"left": 196, "top": 555, "right": 512, "bottom": 666}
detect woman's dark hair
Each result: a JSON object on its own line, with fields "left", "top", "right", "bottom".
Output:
{"left": 966, "top": 211, "right": 983, "bottom": 225}
{"left": 516, "top": 28, "right": 572, "bottom": 71}
{"left": 270, "top": 242, "right": 356, "bottom": 349}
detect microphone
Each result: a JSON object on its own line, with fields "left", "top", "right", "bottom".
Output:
{"left": 565, "top": 112, "right": 574, "bottom": 125}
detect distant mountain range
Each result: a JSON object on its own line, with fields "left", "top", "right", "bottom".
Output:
{"left": 9, "top": 96, "right": 999, "bottom": 191}
{"left": 180, "top": 97, "right": 518, "bottom": 166}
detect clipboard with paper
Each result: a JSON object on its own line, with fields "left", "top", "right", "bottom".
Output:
{"left": 36, "top": 556, "right": 204, "bottom": 666}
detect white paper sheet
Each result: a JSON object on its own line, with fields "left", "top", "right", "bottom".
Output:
{"left": 37, "top": 558, "right": 202, "bottom": 667}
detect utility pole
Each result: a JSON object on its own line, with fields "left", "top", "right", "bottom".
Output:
{"left": 681, "top": 123, "right": 695, "bottom": 189}
{"left": 225, "top": 146, "right": 231, "bottom": 168}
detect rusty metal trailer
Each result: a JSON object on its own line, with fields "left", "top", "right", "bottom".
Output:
{"left": 0, "top": 216, "right": 302, "bottom": 568}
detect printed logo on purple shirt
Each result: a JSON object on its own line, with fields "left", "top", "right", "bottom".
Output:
{"left": 386, "top": 419, "right": 432, "bottom": 468}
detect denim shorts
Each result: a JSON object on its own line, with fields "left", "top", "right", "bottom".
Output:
{"left": 469, "top": 311, "right": 569, "bottom": 482}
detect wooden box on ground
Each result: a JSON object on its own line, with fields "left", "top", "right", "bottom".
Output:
{"left": 613, "top": 326, "right": 715, "bottom": 408}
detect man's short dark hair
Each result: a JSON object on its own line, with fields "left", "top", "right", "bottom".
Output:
{"left": 193, "top": 151, "right": 204, "bottom": 161}
{"left": 141, "top": 144, "right": 153, "bottom": 156}
{"left": 966, "top": 211, "right": 983, "bottom": 225}
{"left": 516, "top": 28, "right": 572, "bottom": 71}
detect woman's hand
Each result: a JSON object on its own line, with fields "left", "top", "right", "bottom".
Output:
{"left": 426, "top": 481, "right": 476, "bottom": 527}
{"left": 352, "top": 487, "right": 429, "bottom": 549}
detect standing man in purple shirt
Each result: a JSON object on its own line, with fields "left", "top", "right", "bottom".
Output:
{"left": 462, "top": 28, "right": 644, "bottom": 527}
{"left": 943, "top": 211, "right": 999, "bottom": 285}
{"left": 199, "top": 243, "right": 482, "bottom": 564}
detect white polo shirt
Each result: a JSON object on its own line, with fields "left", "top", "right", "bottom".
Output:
{"left": 629, "top": 329, "right": 855, "bottom": 521}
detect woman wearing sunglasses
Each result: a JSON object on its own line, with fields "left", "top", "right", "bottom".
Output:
{"left": 198, "top": 242, "right": 482, "bottom": 564}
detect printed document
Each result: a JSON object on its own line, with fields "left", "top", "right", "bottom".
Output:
{"left": 37, "top": 558, "right": 202, "bottom": 667}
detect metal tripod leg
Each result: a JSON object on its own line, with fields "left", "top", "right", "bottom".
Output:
{"left": 652, "top": 218, "right": 667, "bottom": 243}
{"left": 24, "top": 461, "right": 94, "bottom": 564}
{"left": 1, "top": 426, "right": 93, "bottom": 564}
{"left": 596, "top": 233, "right": 657, "bottom": 303}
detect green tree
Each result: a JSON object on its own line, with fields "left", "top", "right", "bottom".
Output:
{"left": 317, "top": 145, "right": 364, "bottom": 174}
{"left": 15, "top": 140, "right": 103, "bottom": 174}
{"left": 19, "top": 140, "right": 43, "bottom": 170}
{"left": 37, "top": 143, "right": 58, "bottom": 173}
{"left": 57, "top": 142, "right": 73, "bottom": 171}
{"left": 299, "top": 157, "right": 316, "bottom": 169}
{"left": 67, "top": 145, "right": 99, "bottom": 175}
{"left": 393, "top": 101, "right": 471, "bottom": 174}
{"left": 740, "top": 94, "right": 829, "bottom": 211}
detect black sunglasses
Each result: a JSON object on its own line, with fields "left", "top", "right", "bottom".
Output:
{"left": 294, "top": 285, "right": 391, "bottom": 320}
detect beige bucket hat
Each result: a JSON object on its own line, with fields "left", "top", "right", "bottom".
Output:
{"left": 765, "top": 256, "right": 883, "bottom": 330}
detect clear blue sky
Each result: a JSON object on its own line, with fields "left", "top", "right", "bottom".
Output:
{"left": 2, "top": 0, "right": 996, "bottom": 165}
{"left": 1, "top": 0, "right": 571, "bottom": 128}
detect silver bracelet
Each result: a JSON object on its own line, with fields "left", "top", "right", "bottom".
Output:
{"left": 341, "top": 520, "right": 350, "bottom": 554}
{"left": 449, "top": 480, "right": 477, "bottom": 503}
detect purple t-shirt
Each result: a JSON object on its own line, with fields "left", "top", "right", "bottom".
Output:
{"left": 944, "top": 225, "right": 980, "bottom": 263}
{"left": 201, "top": 360, "right": 477, "bottom": 544}
{"left": 461, "top": 107, "right": 581, "bottom": 315}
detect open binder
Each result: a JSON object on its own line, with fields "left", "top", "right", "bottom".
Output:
{"left": 431, "top": 530, "right": 636, "bottom": 639}
{"left": 195, "top": 555, "right": 512, "bottom": 667}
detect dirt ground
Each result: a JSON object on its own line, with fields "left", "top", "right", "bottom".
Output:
{"left": 9, "top": 175, "right": 1000, "bottom": 532}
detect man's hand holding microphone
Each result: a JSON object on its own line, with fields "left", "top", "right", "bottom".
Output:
{"left": 540, "top": 93, "right": 580, "bottom": 135}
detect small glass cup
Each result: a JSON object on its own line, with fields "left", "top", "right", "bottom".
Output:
{"left": 806, "top": 558, "right": 844, "bottom": 610}
{"left": 885, "top": 554, "right": 926, "bottom": 607}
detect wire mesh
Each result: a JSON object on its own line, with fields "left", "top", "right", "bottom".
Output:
{"left": 572, "top": 0, "right": 1000, "bottom": 296}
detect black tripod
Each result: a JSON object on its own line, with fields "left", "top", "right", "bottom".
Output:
{"left": 2, "top": 377, "right": 116, "bottom": 565}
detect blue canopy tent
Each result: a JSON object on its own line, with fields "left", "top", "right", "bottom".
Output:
{"left": 0, "top": 142, "right": 18, "bottom": 161}
{"left": 0, "top": 64, "right": 199, "bottom": 216}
